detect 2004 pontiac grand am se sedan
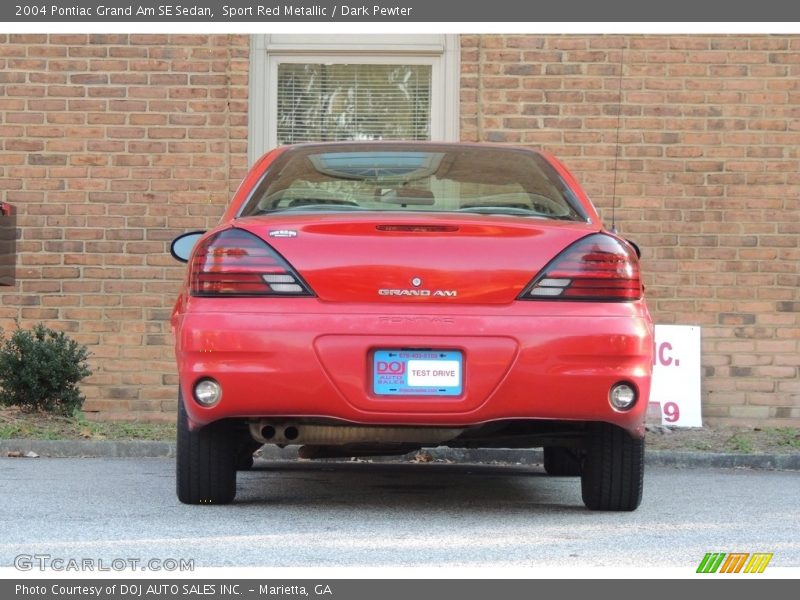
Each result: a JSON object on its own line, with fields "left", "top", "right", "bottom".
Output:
{"left": 169, "top": 142, "right": 654, "bottom": 511}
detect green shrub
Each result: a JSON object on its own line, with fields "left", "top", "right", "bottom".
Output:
{"left": 0, "top": 323, "right": 92, "bottom": 416}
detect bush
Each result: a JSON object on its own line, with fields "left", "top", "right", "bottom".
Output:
{"left": 0, "top": 323, "right": 92, "bottom": 416}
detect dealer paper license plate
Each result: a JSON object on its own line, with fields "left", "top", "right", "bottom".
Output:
{"left": 372, "top": 349, "right": 463, "bottom": 396}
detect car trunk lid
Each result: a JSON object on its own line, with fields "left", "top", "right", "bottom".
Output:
{"left": 234, "top": 213, "right": 598, "bottom": 305}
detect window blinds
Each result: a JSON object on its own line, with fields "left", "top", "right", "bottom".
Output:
{"left": 276, "top": 63, "right": 432, "bottom": 145}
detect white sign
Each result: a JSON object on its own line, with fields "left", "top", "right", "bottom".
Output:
{"left": 407, "top": 360, "right": 460, "bottom": 387}
{"left": 649, "top": 325, "right": 702, "bottom": 427}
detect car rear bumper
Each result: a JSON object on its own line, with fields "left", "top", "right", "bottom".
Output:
{"left": 174, "top": 298, "right": 653, "bottom": 438}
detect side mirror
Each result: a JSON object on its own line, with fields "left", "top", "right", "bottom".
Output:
{"left": 170, "top": 231, "right": 205, "bottom": 263}
{"left": 626, "top": 239, "right": 641, "bottom": 259}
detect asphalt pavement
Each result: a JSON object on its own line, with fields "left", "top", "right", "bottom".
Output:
{"left": 1, "top": 456, "right": 798, "bottom": 569}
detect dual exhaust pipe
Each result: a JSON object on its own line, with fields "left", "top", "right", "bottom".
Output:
{"left": 258, "top": 423, "right": 299, "bottom": 444}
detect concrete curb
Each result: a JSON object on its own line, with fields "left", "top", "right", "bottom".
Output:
{"left": 2, "top": 439, "right": 799, "bottom": 470}
{"left": 644, "top": 450, "right": 800, "bottom": 471}
{"left": 0, "top": 439, "right": 175, "bottom": 458}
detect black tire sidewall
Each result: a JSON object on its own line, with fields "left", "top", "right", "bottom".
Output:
{"left": 581, "top": 422, "right": 644, "bottom": 511}
{"left": 176, "top": 389, "right": 238, "bottom": 504}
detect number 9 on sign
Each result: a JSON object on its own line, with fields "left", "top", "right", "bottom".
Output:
{"left": 663, "top": 401, "right": 680, "bottom": 423}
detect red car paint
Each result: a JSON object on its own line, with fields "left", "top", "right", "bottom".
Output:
{"left": 171, "top": 142, "right": 653, "bottom": 438}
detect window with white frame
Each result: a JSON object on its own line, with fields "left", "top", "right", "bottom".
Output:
{"left": 249, "top": 35, "right": 459, "bottom": 163}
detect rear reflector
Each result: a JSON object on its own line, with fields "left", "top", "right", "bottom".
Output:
{"left": 520, "top": 233, "right": 642, "bottom": 302}
{"left": 190, "top": 228, "right": 312, "bottom": 297}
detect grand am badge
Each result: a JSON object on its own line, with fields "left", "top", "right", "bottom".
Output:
{"left": 378, "top": 289, "right": 458, "bottom": 297}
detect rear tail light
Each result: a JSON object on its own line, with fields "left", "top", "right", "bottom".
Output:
{"left": 189, "top": 228, "right": 313, "bottom": 297}
{"left": 520, "top": 233, "right": 642, "bottom": 301}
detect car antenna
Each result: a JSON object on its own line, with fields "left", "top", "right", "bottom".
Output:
{"left": 610, "top": 38, "right": 626, "bottom": 235}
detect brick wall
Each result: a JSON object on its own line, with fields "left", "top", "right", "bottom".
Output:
{"left": 1, "top": 34, "right": 798, "bottom": 427}
{"left": 462, "top": 35, "right": 800, "bottom": 426}
{"left": 0, "top": 34, "right": 249, "bottom": 421}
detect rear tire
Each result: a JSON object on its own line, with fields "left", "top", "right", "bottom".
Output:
{"left": 543, "top": 446, "right": 582, "bottom": 476}
{"left": 581, "top": 422, "right": 644, "bottom": 511}
{"left": 176, "top": 390, "right": 237, "bottom": 505}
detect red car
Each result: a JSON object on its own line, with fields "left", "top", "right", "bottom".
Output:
{"left": 170, "top": 142, "right": 653, "bottom": 510}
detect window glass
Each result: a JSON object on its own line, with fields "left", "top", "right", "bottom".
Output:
{"left": 276, "top": 63, "right": 432, "bottom": 144}
{"left": 241, "top": 144, "right": 585, "bottom": 221}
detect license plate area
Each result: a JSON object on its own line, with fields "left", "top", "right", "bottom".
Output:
{"left": 372, "top": 349, "right": 463, "bottom": 397}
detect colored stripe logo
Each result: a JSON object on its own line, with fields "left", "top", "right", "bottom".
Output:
{"left": 697, "top": 553, "right": 773, "bottom": 573}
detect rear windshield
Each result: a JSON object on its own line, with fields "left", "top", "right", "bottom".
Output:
{"left": 240, "top": 144, "right": 586, "bottom": 221}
